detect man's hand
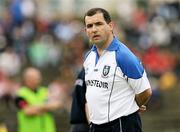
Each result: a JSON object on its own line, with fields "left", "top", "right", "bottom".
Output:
{"left": 138, "top": 105, "right": 146, "bottom": 113}
{"left": 23, "top": 105, "right": 44, "bottom": 116}
{"left": 45, "top": 101, "right": 61, "bottom": 110}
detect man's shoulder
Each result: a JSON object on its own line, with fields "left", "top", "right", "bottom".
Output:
{"left": 115, "top": 43, "right": 137, "bottom": 66}
{"left": 115, "top": 44, "right": 144, "bottom": 79}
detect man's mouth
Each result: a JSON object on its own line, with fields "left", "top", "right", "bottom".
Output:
{"left": 92, "top": 35, "right": 100, "bottom": 40}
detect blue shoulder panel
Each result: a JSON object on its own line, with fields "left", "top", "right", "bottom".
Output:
{"left": 115, "top": 43, "right": 144, "bottom": 79}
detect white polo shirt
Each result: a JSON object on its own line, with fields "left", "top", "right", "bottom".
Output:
{"left": 83, "top": 38, "right": 151, "bottom": 124}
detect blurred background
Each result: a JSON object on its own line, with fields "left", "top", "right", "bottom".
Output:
{"left": 0, "top": 0, "right": 179, "bottom": 132}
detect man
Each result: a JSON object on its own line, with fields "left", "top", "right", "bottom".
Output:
{"left": 70, "top": 68, "right": 89, "bottom": 132}
{"left": 15, "top": 67, "right": 61, "bottom": 132}
{"left": 83, "top": 8, "right": 152, "bottom": 132}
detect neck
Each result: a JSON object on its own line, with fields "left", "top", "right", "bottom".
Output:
{"left": 26, "top": 85, "right": 38, "bottom": 91}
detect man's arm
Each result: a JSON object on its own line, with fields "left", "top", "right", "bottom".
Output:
{"left": 15, "top": 97, "right": 41, "bottom": 115}
{"left": 15, "top": 97, "right": 61, "bottom": 116}
{"left": 39, "top": 101, "right": 62, "bottom": 112}
{"left": 23, "top": 101, "right": 61, "bottom": 116}
{"left": 135, "top": 88, "right": 152, "bottom": 106}
{"left": 135, "top": 88, "right": 152, "bottom": 112}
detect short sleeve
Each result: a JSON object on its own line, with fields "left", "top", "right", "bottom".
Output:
{"left": 116, "top": 43, "right": 144, "bottom": 79}
{"left": 116, "top": 43, "right": 151, "bottom": 93}
{"left": 128, "top": 71, "right": 151, "bottom": 94}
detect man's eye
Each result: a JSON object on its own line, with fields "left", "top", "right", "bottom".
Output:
{"left": 86, "top": 24, "right": 93, "bottom": 28}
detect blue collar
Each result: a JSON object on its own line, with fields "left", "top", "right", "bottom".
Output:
{"left": 91, "top": 37, "right": 120, "bottom": 52}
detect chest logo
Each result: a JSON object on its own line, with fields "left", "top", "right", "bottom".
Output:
{"left": 102, "top": 65, "right": 110, "bottom": 78}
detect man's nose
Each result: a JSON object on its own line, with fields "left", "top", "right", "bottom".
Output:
{"left": 92, "top": 25, "right": 97, "bottom": 32}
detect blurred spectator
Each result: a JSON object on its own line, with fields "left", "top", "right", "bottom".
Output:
{"left": 20, "top": 20, "right": 35, "bottom": 42}
{"left": 15, "top": 67, "right": 61, "bottom": 132}
{"left": 116, "top": 0, "right": 135, "bottom": 24}
{"left": 132, "top": 7, "right": 147, "bottom": 31}
{"left": 142, "top": 46, "right": 175, "bottom": 75}
{"left": 20, "top": 0, "right": 36, "bottom": 19}
{"left": 0, "top": 47, "right": 21, "bottom": 76}
{"left": 28, "top": 34, "right": 61, "bottom": 68}
{"left": 48, "top": 77, "right": 72, "bottom": 132}
{"left": 156, "top": 2, "right": 179, "bottom": 21}
{"left": 159, "top": 71, "right": 177, "bottom": 90}
{"left": 148, "top": 16, "right": 171, "bottom": 46}
{"left": 0, "top": 70, "right": 19, "bottom": 100}
{"left": 48, "top": 78, "right": 71, "bottom": 112}
{"left": 67, "top": 35, "right": 86, "bottom": 72}
{"left": 0, "top": 35, "right": 7, "bottom": 52}
{"left": 0, "top": 69, "right": 19, "bottom": 132}
{"left": 10, "top": 0, "right": 24, "bottom": 26}
{"left": 28, "top": 35, "right": 49, "bottom": 68}
{"left": 0, "top": 123, "right": 8, "bottom": 132}
{"left": 40, "top": 34, "right": 61, "bottom": 67}
{"left": 48, "top": 79, "right": 68, "bottom": 108}
{"left": 54, "top": 19, "right": 83, "bottom": 43}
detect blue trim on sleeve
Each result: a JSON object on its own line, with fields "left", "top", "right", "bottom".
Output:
{"left": 115, "top": 42, "right": 144, "bottom": 79}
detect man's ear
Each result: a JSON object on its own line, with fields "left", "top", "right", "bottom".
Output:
{"left": 108, "top": 21, "right": 114, "bottom": 31}
{"left": 83, "top": 27, "right": 88, "bottom": 36}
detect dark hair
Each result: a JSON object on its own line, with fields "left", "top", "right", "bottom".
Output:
{"left": 84, "top": 8, "right": 111, "bottom": 24}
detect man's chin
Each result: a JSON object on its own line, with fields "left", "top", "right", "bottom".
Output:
{"left": 90, "top": 40, "right": 103, "bottom": 45}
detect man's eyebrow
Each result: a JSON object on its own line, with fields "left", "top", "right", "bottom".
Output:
{"left": 86, "top": 21, "right": 104, "bottom": 26}
{"left": 95, "top": 22, "right": 103, "bottom": 25}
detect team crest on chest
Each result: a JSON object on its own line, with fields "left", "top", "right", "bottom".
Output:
{"left": 102, "top": 65, "right": 110, "bottom": 78}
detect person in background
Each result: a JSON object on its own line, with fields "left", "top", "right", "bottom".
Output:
{"left": 83, "top": 8, "right": 152, "bottom": 132}
{"left": 15, "top": 67, "right": 61, "bottom": 132}
{"left": 70, "top": 68, "right": 89, "bottom": 132}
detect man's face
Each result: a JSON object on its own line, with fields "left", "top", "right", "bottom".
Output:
{"left": 85, "top": 13, "right": 113, "bottom": 47}
{"left": 24, "top": 69, "right": 41, "bottom": 90}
